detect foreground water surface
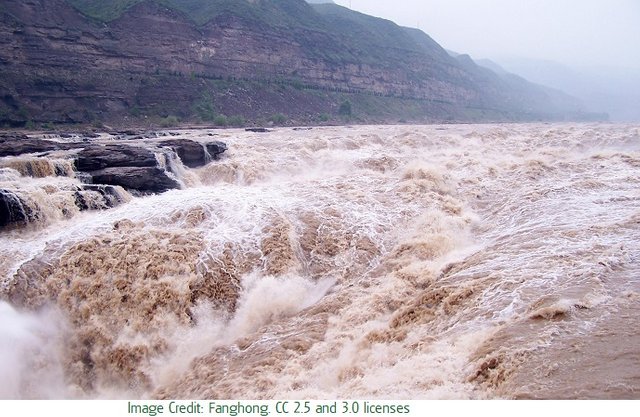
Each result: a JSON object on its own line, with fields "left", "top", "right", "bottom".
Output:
{"left": 1, "top": 123, "right": 639, "bottom": 399}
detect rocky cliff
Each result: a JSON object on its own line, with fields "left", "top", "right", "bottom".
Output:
{"left": 0, "top": 0, "right": 598, "bottom": 127}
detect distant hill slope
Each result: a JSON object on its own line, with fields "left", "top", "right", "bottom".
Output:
{"left": 475, "top": 58, "right": 509, "bottom": 76}
{"left": 495, "top": 57, "right": 639, "bottom": 122}
{"left": 0, "top": 0, "right": 601, "bottom": 128}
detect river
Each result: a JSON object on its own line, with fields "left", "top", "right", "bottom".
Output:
{"left": 1, "top": 123, "right": 638, "bottom": 399}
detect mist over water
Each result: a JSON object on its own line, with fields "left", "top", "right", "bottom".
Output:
{"left": 1, "top": 123, "right": 639, "bottom": 399}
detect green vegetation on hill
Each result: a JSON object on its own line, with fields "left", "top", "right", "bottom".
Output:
{"left": 67, "top": 0, "right": 324, "bottom": 27}
{"left": 311, "top": 4, "right": 423, "bottom": 54}
{"left": 65, "top": 0, "right": 142, "bottom": 22}
{"left": 64, "top": 0, "right": 443, "bottom": 67}
{"left": 64, "top": 1, "right": 464, "bottom": 66}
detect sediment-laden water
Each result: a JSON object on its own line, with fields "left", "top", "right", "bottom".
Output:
{"left": 1, "top": 123, "right": 639, "bottom": 399}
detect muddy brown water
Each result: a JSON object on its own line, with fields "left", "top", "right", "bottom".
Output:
{"left": 1, "top": 123, "right": 638, "bottom": 399}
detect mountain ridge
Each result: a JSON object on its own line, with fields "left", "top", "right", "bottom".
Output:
{"left": 0, "top": 0, "right": 602, "bottom": 128}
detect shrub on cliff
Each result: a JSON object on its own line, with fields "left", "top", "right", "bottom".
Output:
{"left": 227, "top": 116, "right": 245, "bottom": 127}
{"left": 160, "top": 115, "right": 179, "bottom": 127}
{"left": 338, "top": 100, "right": 352, "bottom": 117}
{"left": 214, "top": 115, "right": 228, "bottom": 126}
{"left": 269, "top": 113, "right": 287, "bottom": 125}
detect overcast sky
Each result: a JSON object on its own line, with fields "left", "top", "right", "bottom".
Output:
{"left": 332, "top": 0, "right": 640, "bottom": 70}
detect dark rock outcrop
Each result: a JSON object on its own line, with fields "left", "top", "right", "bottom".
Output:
{"left": 0, "top": 134, "right": 88, "bottom": 157}
{"left": 1, "top": 135, "right": 227, "bottom": 196}
{"left": 0, "top": 189, "right": 35, "bottom": 228}
{"left": 0, "top": 136, "right": 63, "bottom": 157}
{"left": 205, "top": 141, "right": 228, "bottom": 159}
{"left": 75, "top": 144, "right": 157, "bottom": 171}
{"left": 158, "top": 139, "right": 227, "bottom": 168}
{"left": 159, "top": 139, "right": 208, "bottom": 168}
{"left": 74, "top": 184, "right": 127, "bottom": 211}
{"left": 73, "top": 140, "right": 226, "bottom": 193}
{"left": 0, "top": 134, "right": 228, "bottom": 230}
{"left": 1, "top": 184, "right": 130, "bottom": 230}
{"left": 90, "top": 167, "right": 180, "bottom": 194}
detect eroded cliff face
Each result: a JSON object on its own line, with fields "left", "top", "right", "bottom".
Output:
{"left": 0, "top": 0, "right": 583, "bottom": 126}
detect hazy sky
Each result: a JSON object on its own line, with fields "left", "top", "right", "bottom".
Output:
{"left": 332, "top": 0, "right": 640, "bottom": 70}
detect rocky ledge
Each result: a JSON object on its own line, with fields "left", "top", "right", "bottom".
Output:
{"left": 0, "top": 133, "right": 228, "bottom": 229}
{"left": 0, "top": 133, "right": 227, "bottom": 193}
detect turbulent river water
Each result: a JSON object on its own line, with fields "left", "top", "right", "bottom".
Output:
{"left": 1, "top": 123, "right": 639, "bottom": 400}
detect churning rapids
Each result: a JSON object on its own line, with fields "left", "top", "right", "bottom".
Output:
{"left": 1, "top": 123, "right": 639, "bottom": 400}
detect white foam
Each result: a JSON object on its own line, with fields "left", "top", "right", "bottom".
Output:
{"left": 0, "top": 302, "right": 69, "bottom": 399}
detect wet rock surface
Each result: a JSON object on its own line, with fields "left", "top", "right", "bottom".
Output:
{"left": 0, "top": 132, "right": 227, "bottom": 229}
{"left": 74, "top": 184, "right": 128, "bottom": 211}
{"left": 0, "top": 135, "right": 79, "bottom": 157}
{"left": 0, "top": 189, "right": 34, "bottom": 228}
{"left": 75, "top": 144, "right": 158, "bottom": 171}
{"left": 205, "top": 141, "right": 228, "bottom": 157}
{"left": 89, "top": 167, "right": 181, "bottom": 194}
{"left": 157, "top": 139, "right": 228, "bottom": 168}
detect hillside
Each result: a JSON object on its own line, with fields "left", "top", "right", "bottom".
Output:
{"left": 0, "top": 0, "right": 600, "bottom": 128}
{"left": 495, "top": 57, "right": 639, "bottom": 122}
{"left": 66, "top": 0, "right": 324, "bottom": 27}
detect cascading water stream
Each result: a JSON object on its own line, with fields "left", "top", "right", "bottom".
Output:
{"left": 0, "top": 124, "right": 638, "bottom": 399}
